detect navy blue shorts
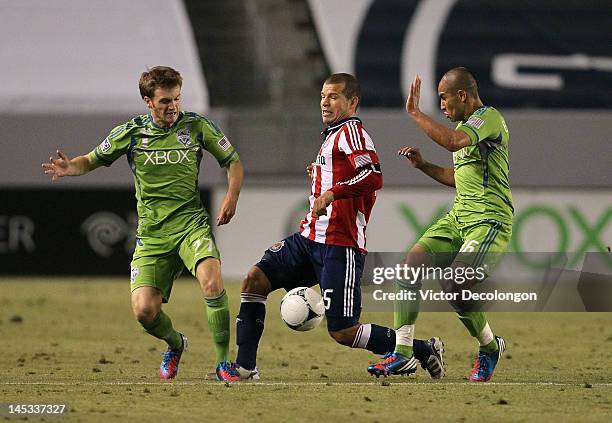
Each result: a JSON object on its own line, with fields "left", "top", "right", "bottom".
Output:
{"left": 256, "top": 233, "right": 364, "bottom": 331}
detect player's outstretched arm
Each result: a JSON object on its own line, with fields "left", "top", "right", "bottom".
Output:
{"left": 398, "top": 146, "right": 455, "bottom": 187}
{"left": 216, "top": 159, "right": 244, "bottom": 226}
{"left": 41, "top": 150, "right": 99, "bottom": 181}
{"left": 406, "top": 75, "right": 470, "bottom": 152}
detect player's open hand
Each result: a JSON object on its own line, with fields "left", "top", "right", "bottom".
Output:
{"left": 216, "top": 194, "right": 238, "bottom": 226}
{"left": 312, "top": 191, "right": 334, "bottom": 218}
{"left": 42, "top": 150, "right": 70, "bottom": 181}
{"left": 398, "top": 146, "right": 425, "bottom": 168}
{"left": 405, "top": 74, "right": 421, "bottom": 116}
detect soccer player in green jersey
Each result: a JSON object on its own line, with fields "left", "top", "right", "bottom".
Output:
{"left": 42, "top": 66, "right": 244, "bottom": 381}
{"left": 368, "top": 67, "right": 511, "bottom": 382}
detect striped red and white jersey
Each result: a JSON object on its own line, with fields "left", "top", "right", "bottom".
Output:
{"left": 299, "top": 117, "right": 383, "bottom": 252}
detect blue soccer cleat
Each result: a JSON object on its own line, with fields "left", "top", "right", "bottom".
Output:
{"left": 159, "top": 334, "right": 187, "bottom": 380}
{"left": 215, "top": 362, "right": 241, "bottom": 382}
{"left": 420, "top": 337, "right": 445, "bottom": 379}
{"left": 470, "top": 336, "right": 506, "bottom": 382}
{"left": 367, "top": 352, "right": 418, "bottom": 378}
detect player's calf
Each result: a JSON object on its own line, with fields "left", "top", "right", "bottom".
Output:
{"left": 235, "top": 266, "right": 272, "bottom": 375}
{"left": 328, "top": 325, "right": 359, "bottom": 346}
{"left": 341, "top": 323, "right": 396, "bottom": 355}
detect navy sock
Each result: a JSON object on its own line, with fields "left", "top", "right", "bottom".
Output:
{"left": 353, "top": 324, "right": 396, "bottom": 355}
{"left": 413, "top": 338, "right": 429, "bottom": 361}
{"left": 235, "top": 295, "right": 266, "bottom": 370}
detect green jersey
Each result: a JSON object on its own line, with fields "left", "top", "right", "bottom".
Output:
{"left": 88, "top": 111, "right": 239, "bottom": 236}
{"left": 452, "top": 106, "right": 513, "bottom": 225}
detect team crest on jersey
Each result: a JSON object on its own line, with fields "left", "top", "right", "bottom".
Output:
{"left": 130, "top": 266, "right": 140, "bottom": 284}
{"left": 100, "top": 138, "right": 112, "bottom": 153}
{"left": 269, "top": 240, "right": 285, "bottom": 252}
{"left": 177, "top": 127, "right": 191, "bottom": 146}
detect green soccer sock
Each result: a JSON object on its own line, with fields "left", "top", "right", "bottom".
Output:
{"left": 457, "top": 311, "right": 498, "bottom": 352}
{"left": 205, "top": 290, "right": 230, "bottom": 364}
{"left": 394, "top": 281, "right": 420, "bottom": 356}
{"left": 141, "top": 311, "right": 183, "bottom": 350}
{"left": 394, "top": 281, "right": 420, "bottom": 328}
{"left": 480, "top": 338, "right": 499, "bottom": 353}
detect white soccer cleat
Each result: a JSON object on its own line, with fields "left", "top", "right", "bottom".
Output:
{"left": 235, "top": 364, "right": 260, "bottom": 380}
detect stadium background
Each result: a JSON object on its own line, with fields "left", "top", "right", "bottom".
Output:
{"left": 1, "top": 0, "right": 610, "bottom": 279}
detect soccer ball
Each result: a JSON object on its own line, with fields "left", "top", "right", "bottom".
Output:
{"left": 280, "top": 287, "right": 325, "bottom": 331}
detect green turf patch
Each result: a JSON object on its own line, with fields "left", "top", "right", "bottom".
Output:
{"left": 1, "top": 277, "right": 611, "bottom": 422}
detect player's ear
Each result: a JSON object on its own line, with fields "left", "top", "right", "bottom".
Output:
{"left": 458, "top": 90, "right": 468, "bottom": 102}
{"left": 143, "top": 96, "right": 153, "bottom": 108}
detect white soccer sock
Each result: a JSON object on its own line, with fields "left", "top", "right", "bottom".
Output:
{"left": 477, "top": 322, "right": 494, "bottom": 346}
{"left": 240, "top": 293, "right": 267, "bottom": 304}
{"left": 351, "top": 323, "right": 372, "bottom": 348}
{"left": 396, "top": 324, "right": 415, "bottom": 347}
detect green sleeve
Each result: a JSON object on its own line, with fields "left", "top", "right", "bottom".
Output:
{"left": 88, "top": 123, "right": 133, "bottom": 167}
{"left": 198, "top": 117, "right": 240, "bottom": 167}
{"left": 456, "top": 108, "right": 501, "bottom": 146}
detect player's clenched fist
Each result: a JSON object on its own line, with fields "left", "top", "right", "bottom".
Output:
{"left": 312, "top": 191, "right": 334, "bottom": 217}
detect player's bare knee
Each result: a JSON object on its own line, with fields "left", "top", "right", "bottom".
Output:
{"left": 445, "top": 262, "right": 481, "bottom": 311}
{"left": 132, "top": 303, "right": 159, "bottom": 325}
{"left": 131, "top": 288, "right": 162, "bottom": 324}
{"left": 405, "top": 244, "right": 432, "bottom": 268}
{"left": 241, "top": 266, "right": 272, "bottom": 296}
{"left": 195, "top": 258, "right": 224, "bottom": 297}
{"left": 200, "top": 277, "right": 223, "bottom": 297}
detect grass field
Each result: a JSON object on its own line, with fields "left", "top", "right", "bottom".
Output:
{"left": 1, "top": 277, "right": 611, "bottom": 422}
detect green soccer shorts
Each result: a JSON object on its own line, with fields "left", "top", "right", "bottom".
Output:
{"left": 130, "top": 223, "right": 220, "bottom": 302}
{"left": 416, "top": 213, "right": 512, "bottom": 277}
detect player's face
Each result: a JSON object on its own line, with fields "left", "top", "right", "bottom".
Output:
{"left": 438, "top": 80, "right": 465, "bottom": 122}
{"left": 320, "top": 82, "right": 357, "bottom": 125}
{"left": 144, "top": 85, "right": 182, "bottom": 128}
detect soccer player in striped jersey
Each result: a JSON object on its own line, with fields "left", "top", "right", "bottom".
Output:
{"left": 233, "top": 73, "right": 443, "bottom": 380}
{"left": 42, "top": 66, "right": 244, "bottom": 381}
{"left": 368, "top": 67, "right": 511, "bottom": 382}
